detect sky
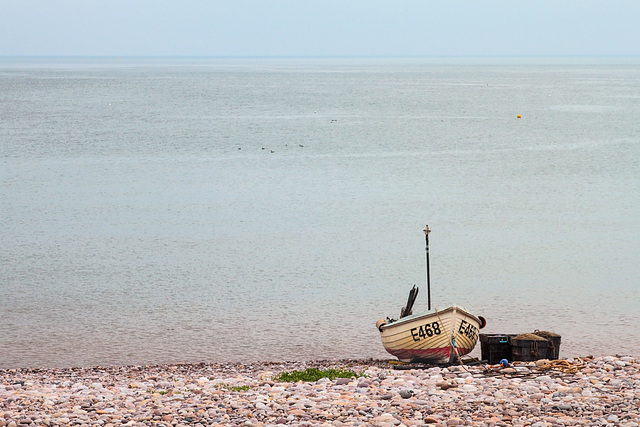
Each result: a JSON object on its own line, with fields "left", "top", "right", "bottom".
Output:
{"left": 1, "top": 1, "right": 640, "bottom": 57}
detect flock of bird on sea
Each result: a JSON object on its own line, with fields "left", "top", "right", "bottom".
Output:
{"left": 237, "top": 144, "right": 306, "bottom": 153}
{"left": 237, "top": 114, "right": 337, "bottom": 152}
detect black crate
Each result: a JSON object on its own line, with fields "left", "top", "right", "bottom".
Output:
{"left": 530, "top": 331, "right": 562, "bottom": 360}
{"left": 511, "top": 338, "right": 556, "bottom": 362}
{"left": 479, "top": 334, "right": 514, "bottom": 364}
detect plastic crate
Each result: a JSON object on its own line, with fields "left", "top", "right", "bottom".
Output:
{"left": 510, "top": 337, "right": 558, "bottom": 361}
{"left": 479, "top": 334, "right": 515, "bottom": 364}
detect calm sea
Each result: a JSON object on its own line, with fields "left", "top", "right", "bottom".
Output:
{"left": 1, "top": 57, "right": 639, "bottom": 368}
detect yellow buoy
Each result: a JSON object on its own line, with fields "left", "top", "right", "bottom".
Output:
{"left": 517, "top": 114, "right": 521, "bottom": 118}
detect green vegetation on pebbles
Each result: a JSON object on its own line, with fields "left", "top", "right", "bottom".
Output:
{"left": 272, "top": 367, "right": 362, "bottom": 382}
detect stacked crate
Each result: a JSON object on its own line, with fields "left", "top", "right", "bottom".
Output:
{"left": 479, "top": 331, "right": 561, "bottom": 364}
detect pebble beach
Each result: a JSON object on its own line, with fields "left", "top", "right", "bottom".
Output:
{"left": 1, "top": 355, "right": 639, "bottom": 427}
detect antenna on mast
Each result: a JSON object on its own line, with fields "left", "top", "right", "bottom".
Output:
{"left": 423, "top": 225, "right": 432, "bottom": 311}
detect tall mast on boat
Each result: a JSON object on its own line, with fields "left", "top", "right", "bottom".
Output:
{"left": 423, "top": 225, "right": 431, "bottom": 311}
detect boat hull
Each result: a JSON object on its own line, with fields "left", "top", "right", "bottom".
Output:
{"left": 377, "top": 306, "right": 481, "bottom": 364}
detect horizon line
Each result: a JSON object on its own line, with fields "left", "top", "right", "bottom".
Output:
{"left": 2, "top": 54, "right": 640, "bottom": 60}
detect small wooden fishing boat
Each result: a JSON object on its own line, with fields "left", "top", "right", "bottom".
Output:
{"left": 376, "top": 304, "right": 484, "bottom": 363}
{"left": 376, "top": 226, "right": 486, "bottom": 364}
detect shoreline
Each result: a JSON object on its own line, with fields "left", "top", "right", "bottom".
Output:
{"left": 1, "top": 355, "right": 639, "bottom": 426}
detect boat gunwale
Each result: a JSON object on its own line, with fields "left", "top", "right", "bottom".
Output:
{"left": 379, "top": 305, "right": 480, "bottom": 331}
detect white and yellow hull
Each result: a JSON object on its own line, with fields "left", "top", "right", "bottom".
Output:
{"left": 377, "top": 306, "right": 482, "bottom": 364}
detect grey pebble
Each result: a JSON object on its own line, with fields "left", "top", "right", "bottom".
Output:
{"left": 398, "top": 389, "right": 413, "bottom": 399}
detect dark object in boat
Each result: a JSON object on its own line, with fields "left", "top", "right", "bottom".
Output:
{"left": 400, "top": 285, "right": 419, "bottom": 318}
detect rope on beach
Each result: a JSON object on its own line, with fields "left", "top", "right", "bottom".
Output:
{"left": 537, "top": 358, "right": 584, "bottom": 374}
